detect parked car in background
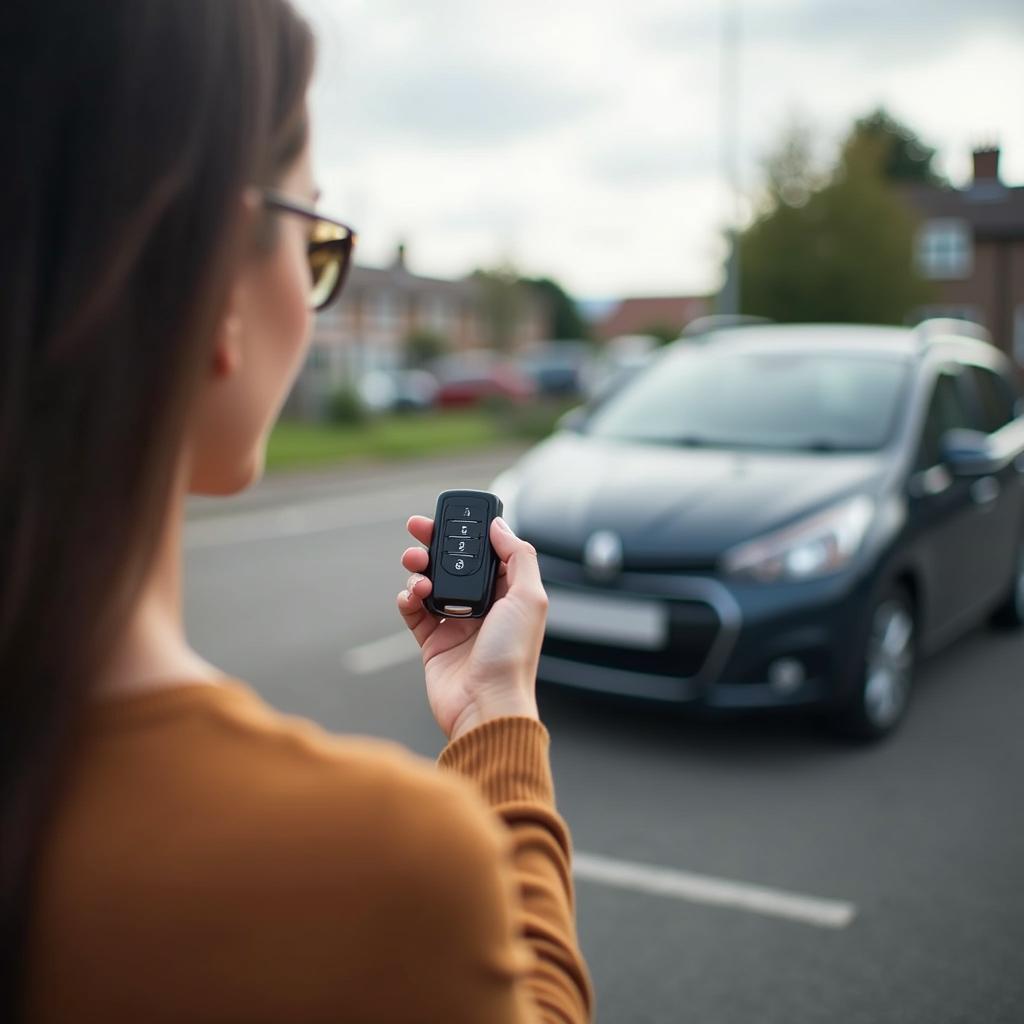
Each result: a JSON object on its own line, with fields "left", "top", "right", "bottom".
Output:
{"left": 517, "top": 340, "right": 595, "bottom": 396}
{"left": 492, "top": 320, "right": 1024, "bottom": 739}
{"left": 431, "top": 351, "right": 536, "bottom": 408}
{"left": 581, "top": 333, "right": 660, "bottom": 403}
{"left": 357, "top": 369, "right": 439, "bottom": 413}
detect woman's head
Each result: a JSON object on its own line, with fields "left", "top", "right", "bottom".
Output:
{"left": 0, "top": 0, "right": 317, "bottom": 1010}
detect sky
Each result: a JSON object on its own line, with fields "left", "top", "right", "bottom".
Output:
{"left": 295, "top": 0, "right": 1024, "bottom": 302}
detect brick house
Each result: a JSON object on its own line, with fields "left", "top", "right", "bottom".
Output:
{"left": 903, "top": 147, "right": 1024, "bottom": 361}
{"left": 593, "top": 295, "right": 711, "bottom": 343}
{"left": 286, "top": 246, "right": 549, "bottom": 418}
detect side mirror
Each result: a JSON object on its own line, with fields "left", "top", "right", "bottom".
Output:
{"left": 557, "top": 405, "right": 589, "bottom": 433}
{"left": 940, "top": 429, "right": 999, "bottom": 476}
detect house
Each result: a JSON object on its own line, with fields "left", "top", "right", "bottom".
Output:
{"left": 903, "top": 147, "right": 1024, "bottom": 361}
{"left": 285, "top": 245, "right": 549, "bottom": 418}
{"left": 593, "top": 295, "right": 711, "bottom": 343}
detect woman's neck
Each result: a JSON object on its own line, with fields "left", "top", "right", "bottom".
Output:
{"left": 93, "top": 457, "right": 224, "bottom": 699}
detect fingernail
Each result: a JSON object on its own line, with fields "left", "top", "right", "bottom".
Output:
{"left": 400, "top": 589, "right": 410, "bottom": 602}
{"left": 494, "top": 516, "right": 513, "bottom": 534}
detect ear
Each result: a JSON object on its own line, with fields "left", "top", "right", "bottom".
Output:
{"left": 211, "top": 188, "right": 263, "bottom": 380}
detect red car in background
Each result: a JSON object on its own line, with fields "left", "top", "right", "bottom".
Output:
{"left": 432, "top": 353, "right": 536, "bottom": 408}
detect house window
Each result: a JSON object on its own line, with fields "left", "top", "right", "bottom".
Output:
{"left": 429, "top": 294, "right": 450, "bottom": 334}
{"left": 373, "top": 291, "right": 400, "bottom": 330}
{"left": 915, "top": 219, "right": 972, "bottom": 280}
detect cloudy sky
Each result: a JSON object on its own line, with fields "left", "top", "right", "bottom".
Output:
{"left": 295, "top": 0, "right": 1024, "bottom": 302}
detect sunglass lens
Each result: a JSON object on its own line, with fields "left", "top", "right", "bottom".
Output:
{"left": 309, "top": 244, "right": 342, "bottom": 311}
{"left": 308, "top": 221, "right": 353, "bottom": 312}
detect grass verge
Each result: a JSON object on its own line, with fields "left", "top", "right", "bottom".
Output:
{"left": 266, "top": 399, "right": 578, "bottom": 473}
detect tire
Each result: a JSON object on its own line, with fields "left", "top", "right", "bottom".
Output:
{"left": 990, "top": 536, "right": 1024, "bottom": 629}
{"left": 831, "top": 585, "right": 916, "bottom": 742}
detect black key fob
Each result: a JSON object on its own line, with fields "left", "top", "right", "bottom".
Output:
{"left": 424, "top": 489, "right": 503, "bottom": 619}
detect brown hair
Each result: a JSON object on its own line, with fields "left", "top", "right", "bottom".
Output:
{"left": 0, "top": 1, "right": 316, "bottom": 1013}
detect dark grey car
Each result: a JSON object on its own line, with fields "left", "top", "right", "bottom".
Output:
{"left": 491, "top": 321, "right": 1024, "bottom": 739}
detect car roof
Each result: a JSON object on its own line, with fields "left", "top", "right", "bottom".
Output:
{"left": 675, "top": 322, "right": 999, "bottom": 365}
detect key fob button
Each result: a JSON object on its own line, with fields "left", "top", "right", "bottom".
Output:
{"left": 442, "top": 554, "right": 479, "bottom": 576}
{"left": 444, "top": 499, "right": 488, "bottom": 523}
{"left": 445, "top": 537, "right": 481, "bottom": 557}
{"left": 445, "top": 520, "right": 483, "bottom": 539}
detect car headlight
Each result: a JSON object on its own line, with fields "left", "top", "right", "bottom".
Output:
{"left": 488, "top": 470, "right": 520, "bottom": 532}
{"left": 722, "top": 495, "right": 876, "bottom": 583}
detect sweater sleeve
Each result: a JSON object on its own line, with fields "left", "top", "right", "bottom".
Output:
{"left": 436, "top": 716, "right": 595, "bottom": 1023}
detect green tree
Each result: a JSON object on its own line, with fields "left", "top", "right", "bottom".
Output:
{"left": 471, "top": 265, "right": 525, "bottom": 353}
{"left": 851, "top": 108, "right": 947, "bottom": 186}
{"left": 404, "top": 328, "right": 448, "bottom": 368}
{"left": 522, "top": 276, "right": 589, "bottom": 340}
{"left": 640, "top": 323, "right": 682, "bottom": 347}
{"left": 738, "top": 115, "right": 933, "bottom": 324}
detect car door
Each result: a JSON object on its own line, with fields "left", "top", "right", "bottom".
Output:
{"left": 907, "top": 365, "right": 995, "bottom": 638}
{"left": 959, "top": 361, "right": 1024, "bottom": 604}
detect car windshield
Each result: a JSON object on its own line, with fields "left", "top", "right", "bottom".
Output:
{"left": 585, "top": 346, "right": 912, "bottom": 452}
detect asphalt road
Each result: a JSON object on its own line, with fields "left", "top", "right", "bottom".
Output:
{"left": 184, "top": 448, "right": 1024, "bottom": 1024}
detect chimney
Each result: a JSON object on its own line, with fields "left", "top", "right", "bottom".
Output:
{"left": 972, "top": 146, "right": 1001, "bottom": 184}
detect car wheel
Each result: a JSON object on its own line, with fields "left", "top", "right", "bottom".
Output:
{"left": 832, "top": 586, "right": 916, "bottom": 741}
{"left": 990, "top": 536, "right": 1024, "bottom": 629}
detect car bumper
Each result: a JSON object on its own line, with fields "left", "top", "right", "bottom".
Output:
{"left": 535, "top": 552, "right": 870, "bottom": 710}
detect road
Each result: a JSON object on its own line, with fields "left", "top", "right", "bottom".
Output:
{"left": 184, "top": 448, "right": 1024, "bottom": 1024}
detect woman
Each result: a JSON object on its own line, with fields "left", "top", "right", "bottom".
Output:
{"left": 0, "top": 2, "right": 593, "bottom": 1021}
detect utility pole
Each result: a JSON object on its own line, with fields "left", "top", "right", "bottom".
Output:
{"left": 717, "top": 0, "right": 742, "bottom": 316}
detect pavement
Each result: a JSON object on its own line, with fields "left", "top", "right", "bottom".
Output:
{"left": 184, "top": 448, "right": 1024, "bottom": 1024}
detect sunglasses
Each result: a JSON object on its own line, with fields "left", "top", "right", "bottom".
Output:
{"left": 260, "top": 188, "right": 358, "bottom": 312}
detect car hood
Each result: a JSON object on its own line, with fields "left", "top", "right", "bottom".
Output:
{"left": 512, "top": 433, "right": 890, "bottom": 568}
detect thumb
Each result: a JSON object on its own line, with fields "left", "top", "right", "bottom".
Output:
{"left": 489, "top": 517, "right": 543, "bottom": 592}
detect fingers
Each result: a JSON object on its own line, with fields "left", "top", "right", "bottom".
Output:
{"left": 397, "top": 573, "right": 436, "bottom": 647}
{"left": 401, "top": 546, "right": 429, "bottom": 573}
{"left": 489, "top": 517, "right": 545, "bottom": 598}
{"left": 406, "top": 515, "right": 434, "bottom": 547}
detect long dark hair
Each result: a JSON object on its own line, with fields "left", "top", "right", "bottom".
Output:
{"left": 0, "top": 0, "right": 316, "bottom": 1012}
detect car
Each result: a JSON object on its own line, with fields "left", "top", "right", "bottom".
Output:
{"left": 357, "top": 369, "right": 439, "bottom": 413}
{"left": 432, "top": 352, "right": 536, "bottom": 407}
{"left": 517, "top": 340, "right": 595, "bottom": 396}
{"left": 490, "top": 320, "right": 1024, "bottom": 740}
{"left": 580, "top": 334, "right": 660, "bottom": 403}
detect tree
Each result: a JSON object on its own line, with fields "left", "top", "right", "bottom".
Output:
{"left": 851, "top": 108, "right": 947, "bottom": 186}
{"left": 522, "top": 276, "right": 589, "bottom": 340}
{"left": 470, "top": 265, "right": 525, "bottom": 353}
{"left": 404, "top": 328, "right": 448, "bottom": 368}
{"left": 737, "top": 114, "right": 933, "bottom": 324}
{"left": 640, "top": 323, "right": 682, "bottom": 347}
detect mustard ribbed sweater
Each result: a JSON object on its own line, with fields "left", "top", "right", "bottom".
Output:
{"left": 24, "top": 679, "right": 594, "bottom": 1023}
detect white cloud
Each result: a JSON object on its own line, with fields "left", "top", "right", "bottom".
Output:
{"left": 296, "top": 0, "right": 1024, "bottom": 299}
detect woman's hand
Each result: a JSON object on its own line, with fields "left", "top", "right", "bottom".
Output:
{"left": 397, "top": 515, "right": 547, "bottom": 743}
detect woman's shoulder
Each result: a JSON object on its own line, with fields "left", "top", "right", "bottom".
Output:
{"left": 79, "top": 675, "right": 506, "bottom": 862}
{"left": 33, "top": 680, "right": 527, "bottom": 1020}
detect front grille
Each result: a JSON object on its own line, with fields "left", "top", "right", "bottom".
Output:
{"left": 542, "top": 599, "right": 720, "bottom": 678}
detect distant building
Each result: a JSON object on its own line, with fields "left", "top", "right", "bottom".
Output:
{"left": 593, "top": 295, "right": 711, "bottom": 343}
{"left": 903, "top": 147, "right": 1024, "bottom": 362}
{"left": 285, "top": 245, "right": 549, "bottom": 418}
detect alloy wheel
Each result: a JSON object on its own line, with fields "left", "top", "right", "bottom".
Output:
{"left": 863, "top": 599, "right": 915, "bottom": 730}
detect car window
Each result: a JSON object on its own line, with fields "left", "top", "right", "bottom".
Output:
{"left": 915, "top": 370, "right": 973, "bottom": 472}
{"left": 584, "top": 349, "right": 911, "bottom": 452}
{"left": 963, "top": 364, "right": 1018, "bottom": 434}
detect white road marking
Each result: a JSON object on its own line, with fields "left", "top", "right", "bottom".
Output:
{"left": 343, "top": 630, "right": 420, "bottom": 675}
{"left": 187, "top": 470, "right": 858, "bottom": 932}
{"left": 572, "top": 851, "right": 857, "bottom": 929}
